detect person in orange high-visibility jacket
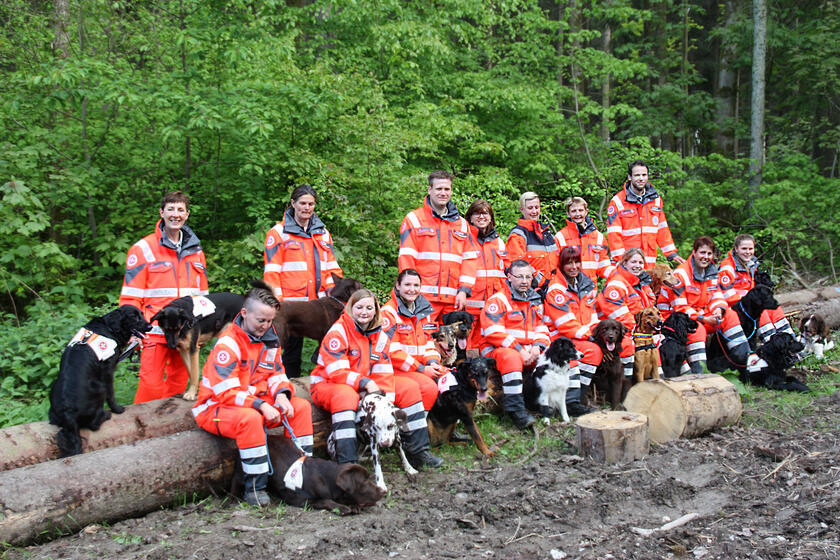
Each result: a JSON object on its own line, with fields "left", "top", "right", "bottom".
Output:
{"left": 398, "top": 170, "right": 476, "bottom": 323}
{"left": 505, "top": 192, "right": 558, "bottom": 295}
{"left": 606, "top": 160, "right": 685, "bottom": 268}
{"left": 380, "top": 270, "right": 448, "bottom": 412}
{"left": 660, "top": 236, "right": 752, "bottom": 374}
{"left": 310, "top": 289, "right": 443, "bottom": 469}
{"left": 263, "top": 185, "right": 343, "bottom": 378}
{"left": 120, "top": 191, "right": 209, "bottom": 404}
{"left": 463, "top": 200, "right": 507, "bottom": 349}
{"left": 192, "top": 283, "right": 313, "bottom": 507}
{"left": 555, "top": 197, "right": 614, "bottom": 281}
{"left": 480, "top": 260, "right": 550, "bottom": 430}
{"left": 596, "top": 249, "right": 658, "bottom": 379}
{"left": 718, "top": 234, "right": 794, "bottom": 344}
{"left": 542, "top": 247, "right": 600, "bottom": 416}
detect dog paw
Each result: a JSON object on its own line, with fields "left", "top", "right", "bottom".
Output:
{"left": 111, "top": 405, "right": 125, "bottom": 414}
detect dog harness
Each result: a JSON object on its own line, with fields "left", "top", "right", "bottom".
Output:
{"left": 68, "top": 329, "right": 117, "bottom": 361}
{"left": 191, "top": 295, "right": 216, "bottom": 318}
{"left": 283, "top": 456, "right": 306, "bottom": 491}
{"left": 436, "top": 371, "right": 458, "bottom": 394}
{"left": 746, "top": 355, "right": 768, "bottom": 373}
{"left": 632, "top": 331, "right": 658, "bottom": 352}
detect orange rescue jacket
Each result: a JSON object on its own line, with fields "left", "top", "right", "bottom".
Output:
{"left": 543, "top": 273, "right": 599, "bottom": 341}
{"left": 606, "top": 182, "right": 678, "bottom": 267}
{"left": 596, "top": 265, "right": 656, "bottom": 333}
{"left": 505, "top": 218, "right": 558, "bottom": 287}
{"left": 464, "top": 226, "right": 507, "bottom": 315}
{"left": 381, "top": 293, "right": 441, "bottom": 375}
{"left": 555, "top": 217, "right": 613, "bottom": 280}
{"left": 480, "top": 283, "right": 550, "bottom": 354}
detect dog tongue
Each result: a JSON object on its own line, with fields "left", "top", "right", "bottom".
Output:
{"left": 478, "top": 391, "right": 487, "bottom": 401}
{"left": 458, "top": 339, "right": 467, "bottom": 350}
{"left": 607, "top": 342, "right": 615, "bottom": 351}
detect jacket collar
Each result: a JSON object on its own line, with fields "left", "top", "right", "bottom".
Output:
{"left": 424, "top": 196, "right": 461, "bottom": 222}
{"left": 282, "top": 207, "right": 327, "bottom": 238}
{"left": 617, "top": 264, "right": 652, "bottom": 288}
{"left": 233, "top": 313, "right": 280, "bottom": 348}
{"left": 517, "top": 217, "right": 552, "bottom": 235}
{"left": 623, "top": 181, "right": 660, "bottom": 205}
{"left": 728, "top": 250, "right": 759, "bottom": 275}
{"left": 391, "top": 290, "right": 434, "bottom": 320}
{"left": 506, "top": 281, "right": 542, "bottom": 305}
{"left": 559, "top": 271, "right": 595, "bottom": 296}
{"left": 690, "top": 256, "right": 719, "bottom": 282}
{"left": 565, "top": 216, "right": 596, "bottom": 236}
{"left": 341, "top": 311, "right": 382, "bottom": 337}
{"left": 156, "top": 220, "right": 201, "bottom": 255}
{"left": 474, "top": 226, "right": 499, "bottom": 244}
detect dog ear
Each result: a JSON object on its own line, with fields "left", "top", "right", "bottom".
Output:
{"left": 487, "top": 358, "right": 497, "bottom": 371}
{"left": 336, "top": 464, "right": 371, "bottom": 492}
{"left": 634, "top": 311, "right": 642, "bottom": 324}
{"left": 394, "top": 409, "right": 409, "bottom": 431}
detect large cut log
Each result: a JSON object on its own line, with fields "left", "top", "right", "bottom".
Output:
{"left": 0, "top": 397, "right": 196, "bottom": 472}
{"left": 622, "top": 374, "right": 742, "bottom": 444}
{"left": 575, "top": 411, "right": 649, "bottom": 464}
{"left": 774, "top": 284, "right": 840, "bottom": 307}
{"left": 796, "top": 298, "right": 840, "bottom": 330}
{"left": 0, "top": 430, "right": 236, "bottom": 546}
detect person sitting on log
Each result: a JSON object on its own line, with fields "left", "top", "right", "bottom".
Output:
{"left": 718, "top": 233, "right": 794, "bottom": 342}
{"left": 659, "top": 236, "right": 753, "bottom": 373}
{"left": 310, "top": 289, "right": 444, "bottom": 470}
{"left": 192, "top": 282, "right": 314, "bottom": 507}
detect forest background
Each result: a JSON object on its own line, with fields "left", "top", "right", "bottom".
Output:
{"left": 1, "top": 0, "right": 838, "bottom": 425}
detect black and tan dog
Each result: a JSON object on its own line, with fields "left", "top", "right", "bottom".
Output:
{"left": 151, "top": 292, "right": 245, "bottom": 400}
{"left": 231, "top": 435, "right": 384, "bottom": 515}
{"left": 439, "top": 311, "right": 474, "bottom": 363}
{"left": 272, "top": 274, "right": 362, "bottom": 345}
{"left": 49, "top": 305, "right": 152, "bottom": 456}
{"left": 592, "top": 319, "right": 628, "bottom": 409}
{"left": 427, "top": 357, "right": 495, "bottom": 456}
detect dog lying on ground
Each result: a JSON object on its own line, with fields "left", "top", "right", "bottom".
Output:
{"left": 229, "top": 435, "right": 384, "bottom": 514}
{"left": 659, "top": 312, "right": 697, "bottom": 377}
{"left": 633, "top": 307, "right": 662, "bottom": 383}
{"left": 439, "top": 311, "right": 474, "bottom": 363}
{"left": 151, "top": 293, "right": 244, "bottom": 400}
{"left": 272, "top": 274, "right": 362, "bottom": 346}
{"left": 427, "top": 357, "right": 494, "bottom": 455}
{"left": 523, "top": 337, "right": 579, "bottom": 422}
{"left": 49, "top": 305, "right": 152, "bottom": 456}
{"left": 327, "top": 392, "right": 417, "bottom": 492}
{"left": 592, "top": 319, "right": 628, "bottom": 409}
{"left": 732, "top": 283, "right": 780, "bottom": 350}
{"left": 799, "top": 313, "right": 833, "bottom": 359}
{"left": 742, "top": 333, "right": 809, "bottom": 392}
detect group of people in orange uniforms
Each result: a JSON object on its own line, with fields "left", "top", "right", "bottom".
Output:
{"left": 117, "top": 159, "right": 791, "bottom": 505}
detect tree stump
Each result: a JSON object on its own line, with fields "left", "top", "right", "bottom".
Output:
{"left": 622, "top": 374, "right": 742, "bottom": 444}
{"left": 575, "top": 410, "right": 649, "bottom": 464}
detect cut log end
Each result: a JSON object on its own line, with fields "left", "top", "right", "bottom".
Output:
{"left": 575, "top": 410, "right": 649, "bottom": 464}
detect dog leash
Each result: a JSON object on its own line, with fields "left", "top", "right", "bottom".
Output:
{"left": 281, "top": 416, "right": 306, "bottom": 454}
{"left": 737, "top": 300, "right": 758, "bottom": 341}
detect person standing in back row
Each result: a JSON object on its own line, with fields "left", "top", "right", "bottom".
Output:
{"left": 263, "top": 185, "right": 343, "bottom": 377}
{"left": 606, "top": 160, "right": 684, "bottom": 269}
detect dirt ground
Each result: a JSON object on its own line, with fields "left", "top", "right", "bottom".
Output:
{"left": 6, "top": 388, "right": 840, "bottom": 560}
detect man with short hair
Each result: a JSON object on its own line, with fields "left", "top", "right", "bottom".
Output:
{"left": 119, "top": 191, "right": 208, "bottom": 403}
{"left": 193, "top": 282, "right": 314, "bottom": 507}
{"left": 555, "top": 196, "right": 613, "bottom": 280}
{"left": 398, "top": 170, "right": 476, "bottom": 322}
{"left": 606, "top": 161, "right": 685, "bottom": 268}
{"left": 479, "top": 260, "right": 550, "bottom": 429}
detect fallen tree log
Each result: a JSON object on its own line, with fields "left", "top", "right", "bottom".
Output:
{"left": 0, "top": 430, "right": 236, "bottom": 546}
{"left": 790, "top": 298, "right": 840, "bottom": 330}
{"left": 775, "top": 284, "right": 840, "bottom": 307}
{"left": 0, "top": 397, "right": 196, "bottom": 472}
{"left": 622, "top": 374, "right": 742, "bottom": 444}
{"left": 575, "top": 411, "right": 649, "bottom": 464}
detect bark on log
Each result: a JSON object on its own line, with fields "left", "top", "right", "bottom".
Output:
{"left": 775, "top": 284, "right": 840, "bottom": 307}
{"left": 789, "top": 298, "right": 840, "bottom": 330}
{"left": 0, "top": 397, "right": 196, "bottom": 472}
{"left": 575, "top": 410, "right": 649, "bottom": 464}
{"left": 0, "top": 430, "right": 236, "bottom": 546}
{"left": 622, "top": 374, "right": 742, "bottom": 444}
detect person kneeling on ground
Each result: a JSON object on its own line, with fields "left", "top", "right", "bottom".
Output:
{"left": 192, "top": 282, "right": 314, "bottom": 507}
{"left": 480, "top": 259, "right": 551, "bottom": 429}
{"left": 310, "top": 289, "right": 443, "bottom": 469}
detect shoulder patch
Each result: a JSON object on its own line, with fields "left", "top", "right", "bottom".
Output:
{"left": 327, "top": 337, "right": 342, "bottom": 352}
{"left": 126, "top": 254, "right": 138, "bottom": 267}
{"left": 608, "top": 289, "right": 620, "bottom": 300}
{"left": 487, "top": 302, "right": 500, "bottom": 314}
{"left": 553, "top": 293, "right": 565, "bottom": 306}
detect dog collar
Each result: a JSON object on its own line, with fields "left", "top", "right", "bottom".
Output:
{"left": 68, "top": 328, "right": 117, "bottom": 361}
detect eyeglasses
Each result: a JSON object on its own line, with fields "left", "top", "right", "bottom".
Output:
{"left": 510, "top": 274, "right": 533, "bottom": 281}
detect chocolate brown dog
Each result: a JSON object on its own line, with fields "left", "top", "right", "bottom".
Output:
{"left": 592, "top": 319, "right": 628, "bottom": 409}
{"left": 272, "top": 274, "right": 362, "bottom": 345}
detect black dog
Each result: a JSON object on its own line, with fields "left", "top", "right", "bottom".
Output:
{"left": 592, "top": 319, "right": 628, "bottom": 409}
{"left": 427, "top": 357, "right": 494, "bottom": 456}
{"left": 150, "top": 292, "right": 245, "bottom": 400}
{"left": 440, "top": 311, "right": 474, "bottom": 363}
{"left": 741, "top": 333, "right": 809, "bottom": 392}
{"left": 231, "top": 435, "right": 384, "bottom": 514}
{"left": 659, "top": 312, "right": 699, "bottom": 377}
{"left": 49, "top": 305, "right": 152, "bottom": 456}
{"left": 524, "top": 337, "right": 579, "bottom": 422}
{"left": 733, "top": 284, "right": 780, "bottom": 350}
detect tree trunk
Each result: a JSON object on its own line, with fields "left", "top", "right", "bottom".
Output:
{"left": 0, "top": 430, "right": 236, "bottom": 546}
{"left": 575, "top": 410, "right": 649, "bottom": 463}
{"left": 748, "top": 0, "right": 767, "bottom": 196}
{"left": 0, "top": 397, "right": 196, "bottom": 472}
{"left": 623, "top": 374, "right": 742, "bottom": 443}
{"left": 714, "top": 0, "right": 739, "bottom": 154}
{"left": 600, "top": 20, "right": 611, "bottom": 143}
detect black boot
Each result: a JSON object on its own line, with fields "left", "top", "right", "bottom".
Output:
{"left": 402, "top": 426, "right": 443, "bottom": 469}
{"left": 502, "top": 372, "right": 534, "bottom": 430}
{"left": 566, "top": 386, "right": 596, "bottom": 417}
{"left": 242, "top": 473, "right": 270, "bottom": 507}
{"left": 407, "top": 449, "right": 444, "bottom": 470}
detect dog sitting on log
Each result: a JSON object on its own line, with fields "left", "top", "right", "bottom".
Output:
{"left": 49, "top": 305, "right": 152, "bottom": 457}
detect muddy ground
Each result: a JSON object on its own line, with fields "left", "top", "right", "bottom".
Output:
{"left": 6, "top": 388, "right": 840, "bottom": 560}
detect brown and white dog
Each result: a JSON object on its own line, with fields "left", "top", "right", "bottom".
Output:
{"left": 799, "top": 313, "right": 833, "bottom": 359}
{"left": 633, "top": 307, "right": 662, "bottom": 383}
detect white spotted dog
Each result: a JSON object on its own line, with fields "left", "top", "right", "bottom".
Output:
{"left": 523, "top": 337, "right": 581, "bottom": 423}
{"left": 798, "top": 314, "right": 833, "bottom": 360}
{"left": 327, "top": 392, "right": 417, "bottom": 492}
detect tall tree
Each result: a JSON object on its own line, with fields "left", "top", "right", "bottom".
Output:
{"left": 748, "top": 0, "right": 766, "bottom": 194}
